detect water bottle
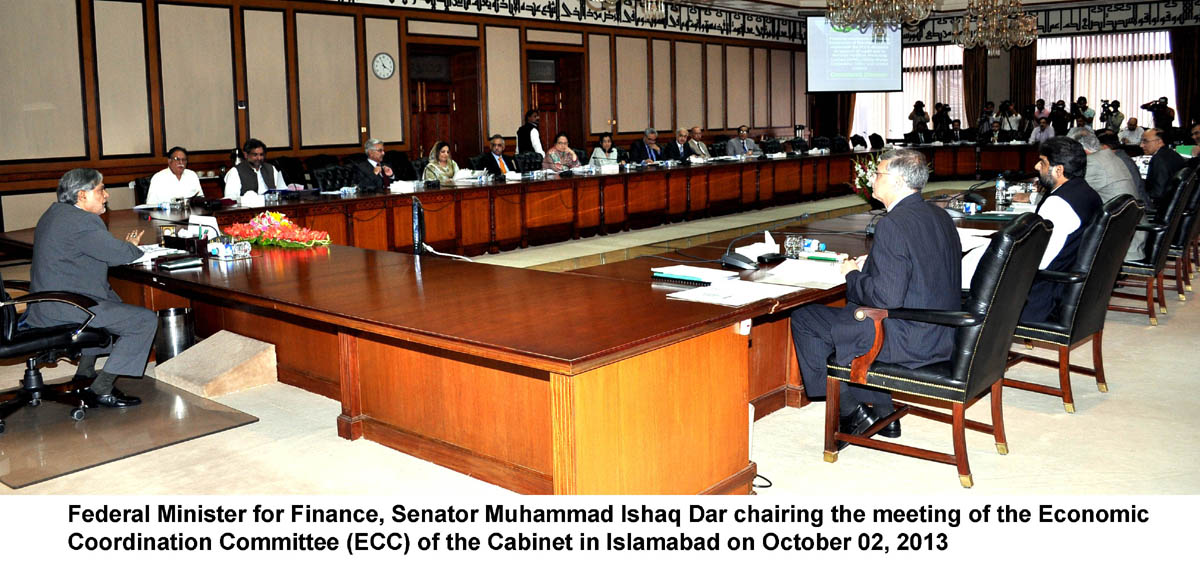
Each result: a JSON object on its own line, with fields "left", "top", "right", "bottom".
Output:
{"left": 995, "top": 174, "right": 1006, "bottom": 208}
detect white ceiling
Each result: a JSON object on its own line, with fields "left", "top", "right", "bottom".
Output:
{"left": 695, "top": 0, "right": 1101, "bottom": 21}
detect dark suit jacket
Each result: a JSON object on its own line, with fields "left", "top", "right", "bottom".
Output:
{"left": 660, "top": 141, "right": 693, "bottom": 161}
{"left": 628, "top": 139, "right": 661, "bottom": 163}
{"left": 353, "top": 159, "right": 394, "bottom": 191}
{"left": 833, "top": 193, "right": 963, "bottom": 368}
{"left": 481, "top": 152, "right": 516, "bottom": 177}
{"left": 1147, "top": 147, "right": 1186, "bottom": 211}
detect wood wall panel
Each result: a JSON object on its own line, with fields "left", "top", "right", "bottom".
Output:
{"left": 159, "top": 4, "right": 235, "bottom": 152}
{"left": 494, "top": 190, "right": 522, "bottom": 245}
{"left": 674, "top": 42, "right": 703, "bottom": 131}
{"left": 615, "top": 37, "right": 648, "bottom": 134}
{"left": 794, "top": 52, "right": 808, "bottom": 128}
{"left": 486, "top": 26, "right": 521, "bottom": 138}
{"left": 0, "top": 0, "right": 85, "bottom": 161}
{"left": 408, "top": 20, "right": 478, "bottom": 38}
{"left": 527, "top": 29, "right": 583, "bottom": 45}
{"left": 526, "top": 189, "right": 575, "bottom": 230}
{"left": 296, "top": 13, "right": 358, "bottom": 147}
{"left": 244, "top": 10, "right": 290, "bottom": 148}
{"left": 95, "top": 1, "right": 150, "bottom": 156}
{"left": 706, "top": 44, "right": 725, "bottom": 130}
{"left": 770, "top": 49, "right": 792, "bottom": 127}
{"left": 725, "top": 46, "right": 749, "bottom": 130}
{"left": 752, "top": 48, "right": 769, "bottom": 128}
{"left": 652, "top": 39, "right": 672, "bottom": 133}
{"left": 366, "top": 18, "right": 404, "bottom": 143}
{"left": 587, "top": 34, "right": 612, "bottom": 134}
{"left": 459, "top": 195, "right": 491, "bottom": 251}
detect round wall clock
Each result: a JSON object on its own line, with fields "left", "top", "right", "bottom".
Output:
{"left": 372, "top": 52, "right": 395, "bottom": 80}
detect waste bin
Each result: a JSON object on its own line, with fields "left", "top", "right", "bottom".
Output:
{"left": 154, "top": 307, "right": 195, "bottom": 362}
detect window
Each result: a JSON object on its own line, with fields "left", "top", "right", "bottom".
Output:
{"left": 851, "top": 44, "right": 965, "bottom": 139}
{"left": 1036, "top": 31, "right": 1176, "bottom": 129}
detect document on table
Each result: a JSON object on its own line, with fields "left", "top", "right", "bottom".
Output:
{"left": 755, "top": 257, "right": 847, "bottom": 290}
{"left": 957, "top": 227, "right": 994, "bottom": 252}
{"left": 130, "top": 244, "right": 187, "bottom": 265}
{"left": 666, "top": 279, "right": 798, "bottom": 307}
{"left": 650, "top": 265, "right": 738, "bottom": 284}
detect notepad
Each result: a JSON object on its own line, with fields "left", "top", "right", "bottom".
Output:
{"left": 755, "top": 258, "right": 846, "bottom": 290}
{"left": 665, "top": 280, "right": 798, "bottom": 307}
{"left": 651, "top": 265, "right": 738, "bottom": 286}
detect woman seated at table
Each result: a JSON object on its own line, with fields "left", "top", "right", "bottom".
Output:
{"left": 590, "top": 133, "right": 622, "bottom": 166}
{"left": 423, "top": 141, "right": 458, "bottom": 182}
{"left": 542, "top": 132, "right": 580, "bottom": 172}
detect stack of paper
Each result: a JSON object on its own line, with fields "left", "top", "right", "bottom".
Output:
{"left": 756, "top": 258, "right": 846, "bottom": 290}
{"left": 666, "top": 280, "right": 798, "bottom": 307}
{"left": 651, "top": 265, "right": 738, "bottom": 284}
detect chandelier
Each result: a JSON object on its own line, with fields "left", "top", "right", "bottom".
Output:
{"left": 954, "top": 0, "right": 1039, "bottom": 54}
{"left": 826, "top": 0, "right": 935, "bottom": 42}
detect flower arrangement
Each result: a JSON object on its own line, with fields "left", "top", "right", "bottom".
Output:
{"left": 224, "top": 211, "right": 330, "bottom": 248}
{"left": 851, "top": 153, "right": 881, "bottom": 203}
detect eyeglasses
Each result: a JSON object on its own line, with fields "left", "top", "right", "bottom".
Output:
{"left": 169, "top": 157, "right": 187, "bottom": 163}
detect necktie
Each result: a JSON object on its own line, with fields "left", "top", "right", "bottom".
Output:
{"left": 498, "top": 155, "right": 507, "bottom": 174}
{"left": 742, "top": 140, "right": 747, "bottom": 152}
{"left": 648, "top": 145, "right": 655, "bottom": 162}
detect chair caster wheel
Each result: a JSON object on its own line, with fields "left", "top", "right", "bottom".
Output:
{"left": 29, "top": 398, "right": 41, "bottom": 407}
{"left": 70, "top": 408, "right": 86, "bottom": 421}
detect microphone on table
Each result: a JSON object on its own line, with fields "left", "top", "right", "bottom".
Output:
{"left": 719, "top": 213, "right": 810, "bottom": 270}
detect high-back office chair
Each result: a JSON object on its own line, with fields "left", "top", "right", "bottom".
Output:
{"left": 341, "top": 153, "right": 368, "bottom": 166}
{"left": 764, "top": 139, "right": 783, "bottom": 154}
{"left": 868, "top": 133, "right": 885, "bottom": 150}
{"left": 383, "top": 151, "right": 416, "bottom": 181}
{"left": 132, "top": 176, "right": 151, "bottom": 206}
{"left": 411, "top": 158, "right": 428, "bottom": 180}
{"left": 822, "top": 214, "right": 1051, "bottom": 487}
{"left": 831, "top": 136, "right": 851, "bottom": 153}
{"left": 849, "top": 135, "right": 867, "bottom": 149}
{"left": 303, "top": 154, "right": 338, "bottom": 174}
{"left": 1166, "top": 170, "right": 1200, "bottom": 299}
{"left": 615, "top": 147, "right": 631, "bottom": 163}
{"left": 1109, "top": 167, "right": 1196, "bottom": 325}
{"left": 270, "top": 156, "right": 306, "bottom": 188}
{"left": 513, "top": 152, "right": 542, "bottom": 173}
{"left": 811, "top": 136, "right": 831, "bottom": 151}
{"left": 0, "top": 274, "right": 112, "bottom": 432}
{"left": 708, "top": 142, "right": 725, "bottom": 158}
{"left": 573, "top": 148, "right": 587, "bottom": 166}
{"left": 1006, "top": 195, "right": 1143, "bottom": 412}
{"left": 467, "top": 154, "right": 487, "bottom": 172}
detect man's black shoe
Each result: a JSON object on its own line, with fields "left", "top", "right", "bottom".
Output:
{"left": 837, "top": 404, "right": 879, "bottom": 451}
{"left": 870, "top": 405, "right": 902, "bottom": 438}
{"left": 81, "top": 388, "right": 141, "bottom": 408}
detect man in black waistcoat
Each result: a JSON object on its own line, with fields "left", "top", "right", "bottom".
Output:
{"left": 790, "top": 149, "right": 962, "bottom": 445}
{"left": 1020, "top": 137, "right": 1102, "bottom": 323}
{"left": 516, "top": 110, "right": 545, "bottom": 156}
{"left": 222, "top": 138, "right": 286, "bottom": 202}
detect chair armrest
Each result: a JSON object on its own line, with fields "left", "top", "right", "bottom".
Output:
{"left": 1136, "top": 222, "right": 1168, "bottom": 233}
{"left": 847, "top": 306, "right": 980, "bottom": 385}
{"left": 876, "top": 307, "right": 982, "bottom": 327}
{"left": 1034, "top": 270, "right": 1085, "bottom": 284}
{"left": 2, "top": 280, "right": 30, "bottom": 292}
{"left": 2, "top": 291, "right": 98, "bottom": 338}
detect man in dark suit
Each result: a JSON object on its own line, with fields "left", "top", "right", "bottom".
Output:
{"left": 628, "top": 128, "right": 661, "bottom": 163}
{"left": 790, "top": 149, "right": 962, "bottom": 443}
{"left": 353, "top": 138, "right": 395, "bottom": 192}
{"left": 1141, "top": 127, "right": 1186, "bottom": 213}
{"left": 481, "top": 134, "right": 516, "bottom": 177}
{"left": 27, "top": 169, "right": 156, "bottom": 408}
{"left": 660, "top": 127, "right": 694, "bottom": 161}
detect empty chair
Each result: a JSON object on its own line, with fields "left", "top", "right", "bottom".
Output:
{"left": 411, "top": 158, "right": 427, "bottom": 180}
{"left": 1006, "top": 195, "right": 1143, "bottom": 412}
{"left": 341, "top": 153, "right": 368, "bottom": 166}
{"left": 821, "top": 213, "right": 1051, "bottom": 487}
{"left": 869, "top": 133, "right": 885, "bottom": 150}
{"left": 850, "top": 135, "right": 867, "bottom": 149}
{"left": 831, "top": 136, "right": 851, "bottom": 153}
{"left": 467, "top": 154, "right": 487, "bottom": 172}
{"left": 811, "top": 136, "right": 831, "bottom": 151}
{"left": 132, "top": 176, "right": 151, "bottom": 206}
{"left": 382, "top": 150, "right": 416, "bottom": 181}
{"left": 303, "top": 154, "right": 338, "bottom": 173}
{"left": 1109, "top": 167, "right": 1197, "bottom": 325}
{"left": 1166, "top": 170, "right": 1200, "bottom": 298}
{"left": 573, "top": 148, "right": 587, "bottom": 166}
{"left": 764, "top": 139, "right": 783, "bottom": 154}
{"left": 270, "top": 156, "right": 306, "bottom": 188}
{"left": 513, "top": 152, "right": 542, "bottom": 173}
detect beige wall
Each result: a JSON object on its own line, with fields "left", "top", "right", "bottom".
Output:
{"left": 0, "top": 0, "right": 85, "bottom": 161}
{"left": 706, "top": 44, "right": 724, "bottom": 130}
{"left": 770, "top": 49, "right": 792, "bottom": 127}
{"left": 675, "top": 42, "right": 703, "bottom": 132}
{"left": 652, "top": 39, "right": 672, "bottom": 132}
{"left": 95, "top": 1, "right": 150, "bottom": 155}
{"left": 588, "top": 34, "right": 612, "bottom": 134}
{"left": 795, "top": 54, "right": 808, "bottom": 127}
{"left": 726, "top": 47, "right": 750, "bottom": 129}
{"left": 297, "top": 13, "right": 359, "bottom": 147}
{"left": 615, "top": 37, "right": 648, "bottom": 134}
{"left": 366, "top": 18, "right": 404, "bottom": 143}
{"left": 159, "top": 4, "right": 235, "bottom": 152}
{"left": 408, "top": 20, "right": 477, "bottom": 38}
{"left": 486, "top": 26, "right": 522, "bottom": 138}
{"left": 244, "top": 10, "right": 290, "bottom": 148}
{"left": 527, "top": 30, "right": 582, "bottom": 45}
{"left": 753, "top": 48, "right": 769, "bottom": 128}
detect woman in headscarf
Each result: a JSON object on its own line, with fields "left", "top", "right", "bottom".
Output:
{"left": 542, "top": 132, "right": 580, "bottom": 171}
{"left": 422, "top": 141, "right": 458, "bottom": 182}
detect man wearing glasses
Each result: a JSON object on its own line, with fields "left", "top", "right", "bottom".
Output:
{"left": 1141, "top": 128, "right": 1185, "bottom": 213}
{"left": 146, "top": 146, "right": 202, "bottom": 206}
{"left": 726, "top": 126, "right": 762, "bottom": 157}
{"left": 223, "top": 138, "right": 286, "bottom": 203}
{"left": 353, "top": 138, "right": 395, "bottom": 192}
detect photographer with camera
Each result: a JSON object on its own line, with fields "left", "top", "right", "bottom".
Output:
{"left": 1099, "top": 100, "right": 1124, "bottom": 132}
{"left": 1050, "top": 100, "right": 1071, "bottom": 136}
{"left": 932, "top": 102, "right": 952, "bottom": 132}
{"left": 976, "top": 101, "right": 996, "bottom": 137}
{"left": 1140, "top": 97, "right": 1176, "bottom": 131}
{"left": 1071, "top": 96, "right": 1095, "bottom": 128}
{"left": 997, "top": 100, "right": 1021, "bottom": 131}
{"left": 908, "top": 101, "right": 930, "bottom": 133}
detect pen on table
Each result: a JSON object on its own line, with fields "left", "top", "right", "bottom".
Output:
{"left": 800, "top": 255, "right": 838, "bottom": 262}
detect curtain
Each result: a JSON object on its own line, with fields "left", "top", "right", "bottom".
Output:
{"left": 849, "top": 45, "right": 964, "bottom": 139}
{"left": 808, "top": 93, "right": 855, "bottom": 138}
{"left": 1009, "top": 43, "right": 1037, "bottom": 110}
{"left": 963, "top": 47, "right": 988, "bottom": 130}
{"left": 1170, "top": 26, "right": 1199, "bottom": 129}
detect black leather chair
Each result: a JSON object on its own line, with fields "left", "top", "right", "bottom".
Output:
{"left": 411, "top": 158, "right": 428, "bottom": 180}
{"left": 822, "top": 213, "right": 1052, "bottom": 487}
{"left": 132, "top": 176, "right": 151, "bottom": 206}
{"left": 341, "top": 153, "right": 368, "bottom": 166}
{"left": 1166, "top": 169, "right": 1200, "bottom": 299}
{"left": 467, "top": 153, "right": 487, "bottom": 172}
{"left": 1006, "top": 195, "right": 1143, "bottom": 412}
{"left": 303, "top": 154, "right": 338, "bottom": 174}
{"left": 0, "top": 274, "right": 112, "bottom": 432}
{"left": 1109, "top": 167, "right": 1197, "bottom": 325}
{"left": 763, "top": 139, "right": 783, "bottom": 154}
{"left": 811, "top": 136, "right": 831, "bottom": 151}
{"left": 573, "top": 148, "right": 587, "bottom": 166}
{"left": 311, "top": 164, "right": 356, "bottom": 191}
{"left": 513, "top": 152, "right": 542, "bottom": 173}
{"left": 849, "top": 135, "right": 867, "bottom": 149}
{"left": 708, "top": 142, "right": 726, "bottom": 157}
{"left": 382, "top": 151, "right": 416, "bottom": 181}
{"left": 615, "top": 147, "right": 631, "bottom": 163}
{"left": 270, "top": 156, "right": 306, "bottom": 188}
{"left": 868, "top": 133, "right": 885, "bottom": 150}
{"left": 831, "top": 136, "right": 851, "bottom": 153}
